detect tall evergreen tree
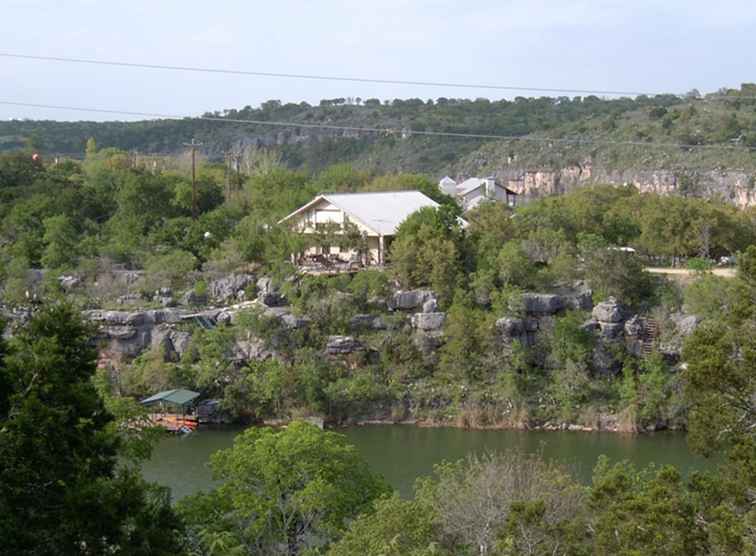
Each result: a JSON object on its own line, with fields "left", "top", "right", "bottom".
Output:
{"left": 0, "top": 304, "right": 184, "bottom": 555}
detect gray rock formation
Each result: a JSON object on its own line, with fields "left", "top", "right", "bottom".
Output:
{"left": 592, "top": 297, "right": 625, "bottom": 323}
{"left": 422, "top": 298, "right": 438, "bottom": 313}
{"left": 209, "top": 273, "right": 256, "bottom": 304}
{"left": 233, "top": 337, "right": 272, "bottom": 362}
{"left": 256, "top": 276, "right": 286, "bottom": 307}
{"left": 58, "top": 275, "right": 81, "bottom": 290}
{"left": 521, "top": 293, "right": 563, "bottom": 315}
{"left": 84, "top": 309, "right": 185, "bottom": 359}
{"left": 151, "top": 324, "right": 192, "bottom": 362}
{"left": 562, "top": 290, "right": 593, "bottom": 311}
{"left": 388, "top": 290, "right": 436, "bottom": 311}
{"left": 411, "top": 312, "right": 446, "bottom": 331}
{"left": 325, "top": 335, "right": 365, "bottom": 356}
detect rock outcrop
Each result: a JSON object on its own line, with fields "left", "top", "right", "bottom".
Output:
{"left": 521, "top": 293, "right": 563, "bottom": 315}
{"left": 325, "top": 335, "right": 365, "bottom": 356}
{"left": 84, "top": 309, "right": 185, "bottom": 359}
{"left": 463, "top": 158, "right": 756, "bottom": 209}
{"left": 388, "top": 290, "right": 436, "bottom": 311}
{"left": 411, "top": 312, "right": 446, "bottom": 331}
{"left": 209, "top": 273, "right": 256, "bottom": 304}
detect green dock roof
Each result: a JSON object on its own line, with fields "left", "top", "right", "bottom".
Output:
{"left": 141, "top": 388, "right": 200, "bottom": 407}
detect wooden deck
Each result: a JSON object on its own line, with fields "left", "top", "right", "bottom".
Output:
{"left": 147, "top": 413, "right": 199, "bottom": 433}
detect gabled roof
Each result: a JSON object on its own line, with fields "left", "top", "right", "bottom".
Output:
{"left": 279, "top": 191, "right": 441, "bottom": 236}
{"left": 456, "top": 177, "right": 518, "bottom": 197}
{"left": 141, "top": 388, "right": 200, "bottom": 407}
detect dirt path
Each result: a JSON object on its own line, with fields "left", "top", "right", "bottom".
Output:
{"left": 645, "top": 267, "right": 736, "bottom": 278}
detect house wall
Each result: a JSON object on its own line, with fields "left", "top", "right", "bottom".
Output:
{"left": 288, "top": 198, "right": 375, "bottom": 236}
{"left": 461, "top": 185, "right": 514, "bottom": 211}
{"left": 287, "top": 198, "right": 384, "bottom": 265}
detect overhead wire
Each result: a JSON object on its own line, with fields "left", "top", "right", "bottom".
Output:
{"left": 1, "top": 52, "right": 754, "bottom": 100}
{"left": 2, "top": 100, "right": 755, "bottom": 152}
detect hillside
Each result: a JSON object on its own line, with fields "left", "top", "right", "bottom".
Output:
{"left": 2, "top": 84, "right": 755, "bottom": 203}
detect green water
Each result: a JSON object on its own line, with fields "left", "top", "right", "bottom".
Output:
{"left": 141, "top": 425, "right": 713, "bottom": 501}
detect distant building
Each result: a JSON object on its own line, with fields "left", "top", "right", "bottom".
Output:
{"left": 279, "top": 190, "right": 442, "bottom": 266}
{"left": 439, "top": 176, "right": 517, "bottom": 211}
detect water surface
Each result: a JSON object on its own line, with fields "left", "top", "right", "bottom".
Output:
{"left": 141, "top": 425, "right": 713, "bottom": 500}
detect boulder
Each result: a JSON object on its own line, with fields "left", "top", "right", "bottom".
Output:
{"left": 233, "top": 337, "right": 272, "bottom": 362}
{"left": 521, "top": 293, "right": 563, "bottom": 315}
{"left": 563, "top": 290, "right": 593, "bottom": 311}
{"left": 670, "top": 313, "right": 699, "bottom": 337}
{"left": 623, "top": 315, "right": 643, "bottom": 338}
{"left": 388, "top": 290, "right": 436, "bottom": 311}
{"left": 422, "top": 298, "right": 438, "bottom": 313}
{"left": 256, "top": 276, "right": 273, "bottom": 296}
{"left": 58, "top": 275, "right": 81, "bottom": 290}
{"left": 325, "top": 335, "right": 364, "bottom": 356}
{"left": 411, "top": 312, "right": 446, "bottom": 331}
{"left": 170, "top": 331, "right": 192, "bottom": 357}
{"left": 496, "top": 317, "right": 524, "bottom": 337}
{"left": 210, "top": 273, "right": 256, "bottom": 303}
{"left": 592, "top": 298, "right": 625, "bottom": 323}
{"left": 280, "top": 312, "right": 310, "bottom": 330}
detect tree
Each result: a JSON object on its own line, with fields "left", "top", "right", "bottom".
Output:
{"left": 41, "top": 214, "right": 79, "bottom": 269}
{"left": 590, "top": 458, "right": 706, "bottom": 556}
{"left": 418, "top": 451, "right": 586, "bottom": 556}
{"left": 178, "top": 421, "right": 390, "bottom": 555}
{"left": 390, "top": 206, "right": 465, "bottom": 305}
{"left": 0, "top": 304, "right": 184, "bottom": 555}
{"left": 327, "top": 495, "right": 439, "bottom": 556}
{"left": 85, "top": 137, "right": 97, "bottom": 158}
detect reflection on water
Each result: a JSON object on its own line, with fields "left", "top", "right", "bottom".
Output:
{"left": 141, "top": 425, "right": 713, "bottom": 501}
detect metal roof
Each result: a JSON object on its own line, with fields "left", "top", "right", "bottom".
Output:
{"left": 280, "top": 190, "right": 440, "bottom": 236}
{"left": 456, "top": 177, "right": 519, "bottom": 197}
{"left": 141, "top": 388, "right": 200, "bottom": 407}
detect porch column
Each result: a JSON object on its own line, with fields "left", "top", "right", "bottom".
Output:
{"left": 378, "top": 235, "right": 385, "bottom": 265}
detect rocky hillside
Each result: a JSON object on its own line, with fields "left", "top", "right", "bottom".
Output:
{"left": 2, "top": 86, "right": 754, "bottom": 206}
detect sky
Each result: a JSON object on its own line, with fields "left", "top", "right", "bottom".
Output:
{"left": 1, "top": 0, "right": 755, "bottom": 121}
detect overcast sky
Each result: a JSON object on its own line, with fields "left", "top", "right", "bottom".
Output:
{"left": 1, "top": 0, "right": 755, "bottom": 121}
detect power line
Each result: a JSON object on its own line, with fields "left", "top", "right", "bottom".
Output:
{"left": 1, "top": 51, "right": 749, "bottom": 100}
{"left": 1, "top": 99, "right": 755, "bottom": 152}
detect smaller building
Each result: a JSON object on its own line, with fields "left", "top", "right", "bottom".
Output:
{"left": 279, "top": 190, "right": 442, "bottom": 267}
{"left": 439, "top": 176, "right": 517, "bottom": 211}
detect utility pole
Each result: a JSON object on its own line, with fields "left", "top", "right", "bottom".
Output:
{"left": 183, "top": 138, "right": 203, "bottom": 219}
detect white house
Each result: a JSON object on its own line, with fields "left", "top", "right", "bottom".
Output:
{"left": 279, "top": 190, "right": 442, "bottom": 266}
{"left": 439, "top": 176, "right": 517, "bottom": 211}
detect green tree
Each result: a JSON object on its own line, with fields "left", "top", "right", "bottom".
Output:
{"left": 178, "top": 421, "right": 390, "bottom": 555}
{"left": 327, "top": 495, "right": 439, "bottom": 556}
{"left": 41, "top": 214, "right": 79, "bottom": 269}
{"left": 589, "top": 458, "right": 706, "bottom": 556}
{"left": 0, "top": 304, "right": 184, "bottom": 555}
{"left": 390, "top": 206, "right": 464, "bottom": 305}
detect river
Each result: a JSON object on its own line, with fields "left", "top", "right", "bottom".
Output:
{"left": 141, "top": 425, "right": 713, "bottom": 501}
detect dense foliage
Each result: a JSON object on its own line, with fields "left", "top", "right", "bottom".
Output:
{"left": 2, "top": 85, "right": 755, "bottom": 174}
{"left": 0, "top": 304, "right": 184, "bottom": 555}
